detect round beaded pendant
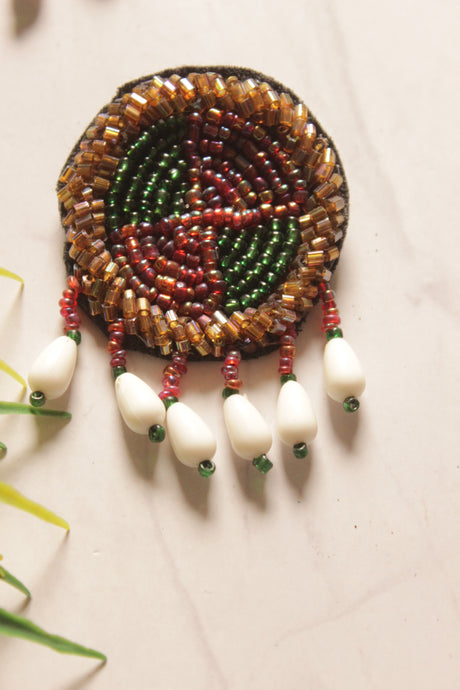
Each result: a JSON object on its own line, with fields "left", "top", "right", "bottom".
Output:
{"left": 28, "top": 67, "right": 365, "bottom": 475}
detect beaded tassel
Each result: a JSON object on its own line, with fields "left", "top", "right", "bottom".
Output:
{"left": 27, "top": 277, "right": 82, "bottom": 406}
{"left": 319, "top": 281, "right": 366, "bottom": 411}
{"left": 276, "top": 327, "right": 318, "bottom": 458}
{"left": 221, "top": 348, "right": 273, "bottom": 473}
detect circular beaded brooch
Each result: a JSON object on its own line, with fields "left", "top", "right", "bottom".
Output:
{"left": 27, "top": 67, "right": 365, "bottom": 476}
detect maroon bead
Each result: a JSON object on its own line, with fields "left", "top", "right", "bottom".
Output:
{"left": 190, "top": 302, "right": 204, "bottom": 319}
{"left": 174, "top": 281, "right": 188, "bottom": 303}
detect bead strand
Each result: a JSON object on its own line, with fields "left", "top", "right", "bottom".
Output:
{"left": 319, "top": 280, "right": 343, "bottom": 339}
{"left": 319, "top": 281, "right": 365, "bottom": 412}
{"left": 159, "top": 353, "right": 188, "bottom": 408}
{"left": 59, "top": 275, "right": 82, "bottom": 344}
{"left": 221, "top": 348, "right": 242, "bottom": 398}
{"left": 108, "top": 319, "right": 127, "bottom": 378}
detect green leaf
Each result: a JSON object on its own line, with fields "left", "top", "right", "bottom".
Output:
{"left": 0, "top": 360, "right": 27, "bottom": 388}
{"left": 0, "top": 565, "right": 31, "bottom": 598}
{"left": 0, "top": 609, "right": 106, "bottom": 660}
{"left": 0, "top": 442, "right": 6, "bottom": 452}
{"left": 0, "top": 267, "right": 23, "bottom": 284}
{"left": 0, "top": 481, "right": 69, "bottom": 531}
{"left": 0, "top": 402, "right": 71, "bottom": 419}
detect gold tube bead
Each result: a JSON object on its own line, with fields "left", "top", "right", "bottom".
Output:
{"left": 90, "top": 278, "right": 106, "bottom": 300}
{"left": 325, "top": 246, "right": 340, "bottom": 263}
{"left": 122, "top": 289, "right": 137, "bottom": 318}
{"left": 87, "top": 255, "right": 107, "bottom": 277}
{"left": 88, "top": 298, "right": 102, "bottom": 316}
{"left": 103, "top": 262, "right": 119, "bottom": 282}
{"left": 124, "top": 317, "right": 137, "bottom": 335}
{"left": 205, "top": 322, "right": 226, "bottom": 345}
{"left": 81, "top": 275, "right": 94, "bottom": 296}
{"left": 311, "top": 236, "right": 329, "bottom": 251}
{"left": 101, "top": 303, "right": 117, "bottom": 322}
{"left": 324, "top": 195, "right": 345, "bottom": 214}
{"left": 306, "top": 251, "right": 324, "bottom": 267}
{"left": 104, "top": 277, "right": 126, "bottom": 306}
{"left": 279, "top": 93, "right": 294, "bottom": 128}
{"left": 329, "top": 173, "right": 344, "bottom": 190}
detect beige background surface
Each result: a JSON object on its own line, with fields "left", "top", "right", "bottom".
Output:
{"left": 0, "top": 1, "right": 459, "bottom": 688}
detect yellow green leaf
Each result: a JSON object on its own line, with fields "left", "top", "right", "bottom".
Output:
{"left": 0, "top": 402, "right": 71, "bottom": 419}
{"left": 0, "top": 481, "right": 69, "bottom": 531}
{"left": 0, "top": 267, "right": 23, "bottom": 284}
{"left": 0, "top": 360, "right": 26, "bottom": 388}
{"left": 0, "top": 565, "right": 31, "bottom": 597}
{"left": 0, "top": 609, "right": 106, "bottom": 660}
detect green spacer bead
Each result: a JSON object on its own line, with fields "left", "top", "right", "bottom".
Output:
{"left": 293, "top": 442, "right": 308, "bottom": 459}
{"left": 252, "top": 454, "right": 273, "bottom": 474}
{"left": 30, "top": 391, "right": 46, "bottom": 407}
{"left": 224, "top": 299, "right": 240, "bottom": 315}
{"left": 112, "top": 366, "right": 127, "bottom": 379}
{"left": 222, "top": 387, "right": 239, "bottom": 399}
{"left": 148, "top": 424, "right": 165, "bottom": 443}
{"left": 163, "top": 395, "right": 178, "bottom": 409}
{"left": 343, "top": 396, "right": 360, "bottom": 413}
{"left": 280, "top": 373, "right": 297, "bottom": 384}
{"left": 66, "top": 329, "right": 82, "bottom": 345}
{"left": 198, "top": 460, "right": 216, "bottom": 478}
{"left": 325, "top": 327, "right": 343, "bottom": 341}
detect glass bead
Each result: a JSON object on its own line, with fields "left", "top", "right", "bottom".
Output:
{"left": 343, "top": 396, "right": 360, "bottom": 413}
{"left": 325, "top": 327, "right": 343, "bottom": 340}
{"left": 222, "top": 387, "right": 239, "bottom": 399}
{"left": 162, "top": 395, "right": 178, "bottom": 409}
{"left": 66, "top": 329, "right": 82, "bottom": 345}
{"left": 148, "top": 424, "right": 166, "bottom": 443}
{"left": 252, "top": 454, "right": 273, "bottom": 474}
{"left": 30, "top": 391, "right": 46, "bottom": 407}
{"left": 198, "top": 460, "right": 216, "bottom": 478}
{"left": 112, "top": 366, "right": 127, "bottom": 379}
{"left": 280, "top": 373, "right": 297, "bottom": 384}
{"left": 293, "top": 442, "right": 308, "bottom": 459}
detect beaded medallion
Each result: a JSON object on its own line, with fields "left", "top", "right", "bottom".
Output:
{"left": 27, "top": 67, "right": 365, "bottom": 476}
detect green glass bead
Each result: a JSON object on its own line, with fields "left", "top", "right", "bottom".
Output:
{"left": 148, "top": 424, "right": 165, "bottom": 443}
{"left": 163, "top": 396, "right": 178, "bottom": 409}
{"left": 66, "top": 329, "right": 81, "bottom": 345}
{"left": 224, "top": 299, "right": 240, "bottom": 315}
{"left": 198, "top": 460, "right": 216, "bottom": 478}
{"left": 222, "top": 387, "right": 239, "bottom": 399}
{"left": 325, "top": 327, "right": 343, "bottom": 340}
{"left": 112, "top": 366, "right": 127, "bottom": 379}
{"left": 280, "top": 373, "right": 297, "bottom": 384}
{"left": 343, "top": 396, "right": 360, "bottom": 413}
{"left": 240, "top": 294, "right": 251, "bottom": 309}
{"left": 252, "top": 454, "right": 273, "bottom": 474}
{"left": 293, "top": 442, "right": 308, "bottom": 459}
{"left": 30, "top": 391, "right": 46, "bottom": 407}
{"left": 270, "top": 219, "right": 282, "bottom": 232}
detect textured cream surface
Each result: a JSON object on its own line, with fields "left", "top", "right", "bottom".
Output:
{"left": 0, "top": 1, "right": 459, "bottom": 689}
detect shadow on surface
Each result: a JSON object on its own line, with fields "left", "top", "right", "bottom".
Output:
{"left": 62, "top": 662, "right": 106, "bottom": 690}
{"left": 12, "top": 0, "right": 41, "bottom": 36}
{"left": 281, "top": 442, "right": 312, "bottom": 499}
{"left": 328, "top": 397, "right": 361, "bottom": 450}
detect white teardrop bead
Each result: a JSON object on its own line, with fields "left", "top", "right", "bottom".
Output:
{"left": 28, "top": 336, "right": 78, "bottom": 400}
{"left": 223, "top": 394, "right": 272, "bottom": 461}
{"left": 276, "top": 380, "right": 318, "bottom": 446}
{"left": 115, "top": 372, "right": 165, "bottom": 434}
{"left": 323, "top": 337, "right": 366, "bottom": 403}
{"left": 167, "top": 402, "right": 216, "bottom": 468}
